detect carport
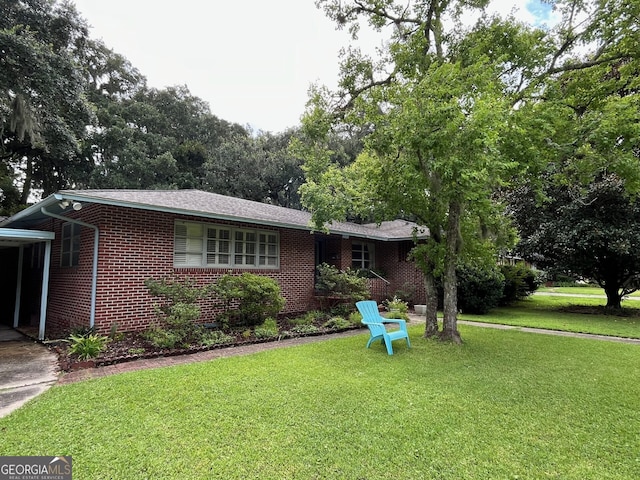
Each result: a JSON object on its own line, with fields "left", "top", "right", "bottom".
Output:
{"left": 0, "top": 228, "right": 54, "bottom": 340}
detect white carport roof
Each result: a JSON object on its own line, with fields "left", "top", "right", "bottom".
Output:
{"left": 0, "top": 228, "right": 54, "bottom": 247}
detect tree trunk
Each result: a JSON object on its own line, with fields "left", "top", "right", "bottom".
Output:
{"left": 423, "top": 271, "right": 439, "bottom": 338}
{"left": 440, "top": 200, "right": 462, "bottom": 344}
{"left": 604, "top": 284, "right": 623, "bottom": 309}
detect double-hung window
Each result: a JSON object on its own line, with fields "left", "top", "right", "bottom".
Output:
{"left": 352, "top": 242, "right": 374, "bottom": 270}
{"left": 174, "top": 221, "right": 279, "bottom": 269}
{"left": 61, "top": 222, "right": 81, "bottom": 267}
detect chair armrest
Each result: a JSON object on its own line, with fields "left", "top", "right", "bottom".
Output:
{"left": 361, "top": 321, "right": 385, "bottom": 328}
{"left": 380, "top": 318, "right": 406, "bottom": 326}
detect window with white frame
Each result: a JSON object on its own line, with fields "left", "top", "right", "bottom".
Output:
{"left": 174, "top": 221, "right": 279, "bottom": 268}
{"left": 61, "top": 222, "right": 81, "bottom": 267}
{"left": 352, "top": 242, "right": 374, "bottom": 270}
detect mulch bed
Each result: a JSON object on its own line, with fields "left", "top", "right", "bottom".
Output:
{"left": 52, "top": 321, "right": 365, "bottom": 372}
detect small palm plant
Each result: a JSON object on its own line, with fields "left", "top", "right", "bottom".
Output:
{"left": 68, "top": 333, "right": 110, "bottom": 360}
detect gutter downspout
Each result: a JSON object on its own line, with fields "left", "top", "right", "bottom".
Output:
{"left": 40, "top": 206, "right": 99, "bottom": 330}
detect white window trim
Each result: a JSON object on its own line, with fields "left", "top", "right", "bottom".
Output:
{"left": 352, "top": 241, "right": 375, "bottom": 270}
{"left": 174, "top": 220, "right": 279, "bottom": 269}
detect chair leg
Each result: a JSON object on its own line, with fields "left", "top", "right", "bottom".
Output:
{"left": 406, "top": 336, "right": 411, "bottom": 348}
{"left": 384, "top": 338, "right": 394, "bottom": 355}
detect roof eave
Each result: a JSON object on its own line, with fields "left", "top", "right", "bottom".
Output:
{"left": 2, "top": 191, "right": 423, "bottom": 241}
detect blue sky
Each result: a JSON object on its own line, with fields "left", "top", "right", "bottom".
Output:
{"left": 526, "top": 0, "right": 556, "bottom": 26}
{"left": 72, "top": 0, "right": 558, "bottom": 133}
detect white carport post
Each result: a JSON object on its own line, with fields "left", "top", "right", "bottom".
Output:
{"left": 3, "top": 229, "right": 55, "bottom": 340}
{"left": 12, "top": 245, "right": 24, "bottom": 328}
{"left": 38, "top": 240, "right": 52, "bottom": 340}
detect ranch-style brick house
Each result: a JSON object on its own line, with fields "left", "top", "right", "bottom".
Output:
{"left": 0, "top": 189, "right": 427, "bottom": 339}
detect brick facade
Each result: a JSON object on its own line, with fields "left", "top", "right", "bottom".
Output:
{"left": 22, "top": 204, "right": 425, "bottom": 337}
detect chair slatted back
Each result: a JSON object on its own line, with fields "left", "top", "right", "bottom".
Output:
{"left": 356, "top": 300, "right": 386, "bottom": 336}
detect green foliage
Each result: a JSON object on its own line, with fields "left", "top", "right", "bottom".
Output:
{"left": 289, "top": 311, "right": 324, "bottom": 326}
{"left": 392, "top": 283, "right": 416, "bottom": 304}
{"left": 322, "top": 316, "right": 351, "bottom": 330}
{"left": 145, "top": 276, "right": 207, "bottom": 347}
{"left": 199, "top": 330, "right": 235, "bottom": 347}
{"left": 384, "top": 296, "right": 410, "bottom": 320}
{"left": 145, "top": 276, "right": 206, "bottom": 305}
{"left": 254, "top": 318, "right": 279, "bottom": 339}
{"left": 1, "top": 0, "right": 94, "bottom": 205}
{"left": 142, "top": 327, "right": 183, "bottom": 349}
{"left": 348, "top": 311, "right": 363, "bottom": 325}
{"left": 314, "top": 263, "right": 369, "bottom": 302}
{"left": 67, "top": 333, "right": 110, "bottom": 360}
{"left": 500, "top": 264, "right": 540, "bottom": 305}
{"left": 384, "top": 296, "right": 409, "bottom": 313}
{"left": 512, "top": 174, "right": 640, "bottom": 308}
{"left": 288, "top": 324, "right": 320, "bottom": 335}
{"left": 456, "top": 264, "right": 505, "bottom": 315}
{"left": 212, "top": 273, "right": 285, "bottom": 327}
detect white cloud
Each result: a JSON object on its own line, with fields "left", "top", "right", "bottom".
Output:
{"left": 72, "top": 0, "right": 555, "bottom": 133}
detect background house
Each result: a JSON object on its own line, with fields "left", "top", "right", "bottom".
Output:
{"left": 0, "top": 190, "right": 427, "bottom": 339}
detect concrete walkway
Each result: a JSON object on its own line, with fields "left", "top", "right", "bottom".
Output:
{"left": 0, "top": 325, "right": 59, "bottom": 418}
{"left": 458, "top": 320, "right": 640, "bottom": 345}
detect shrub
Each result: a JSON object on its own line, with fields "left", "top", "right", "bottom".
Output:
{"left": 383, "top": 296, "right": 410, "bottom": 320}
{"left": 456, "top": 264, "right": 505, "bottom": 315}
{"left": 315, "top": 263, "right": 369, "bottom": 302}
{"left": 199, "top": 330, "right": 235, "bottom": 347}
{"left": 289, "top": 324, "right": 320, "bottom": 335}
{"left": 500, "top": 264, "right": 541, "bottom": 305}
{"left": 145, "top": 276, "right": 206, "bottom": 343}
{"left": 68, "top": 333, "right": 110, "bottom": 360}
{"left": 142, "top": 326, "right": 182, "bottom": 349}
{"left": 254, "top": 318, "right": 279, "bottom": 339}
{"left": 145, "top": 276, "right": 207, "bottom": 305}
{"left": 348, "top": 311, "right": 363, "bottom": 325}
{"left": 323, "top": 316, "right": 351, "bottom": 330}
{"left": 330, "top": 302, "right": 358, "bottom": 318}
{"left": 392, "top": 282, "right": 416, "bottom": 304}
{"left": 212, "top": 273, "right": 286, "bottom": 327}
{"left": 290, "top": 311, "right": 326, "bottom": 326}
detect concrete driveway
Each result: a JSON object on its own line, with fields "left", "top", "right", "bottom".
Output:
{"left": 0, "top": 325, "right": 59, "bottom": 418}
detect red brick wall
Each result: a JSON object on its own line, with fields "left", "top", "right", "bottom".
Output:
{"left": 43, "top": 205, "right": 320, "bottom": 335}
{"left": 374, "top": 240, "right": 426, "bottom": 305}
{"left": 35, "top": 204, "right": 427, "bottom": 336}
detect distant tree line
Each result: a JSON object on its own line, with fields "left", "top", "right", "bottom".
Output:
{"left": 0, "top": 0, "right": 364, "bottom": 215}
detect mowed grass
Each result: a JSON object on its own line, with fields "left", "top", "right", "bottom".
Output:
{"left": 462, "top": 294, "right": 640, "bottom": 339}
{"left": 537, "top": 286, "right": 640, "bottom": 297}
{"left": 1, "top": 323, "right": 639, "bottom": 479}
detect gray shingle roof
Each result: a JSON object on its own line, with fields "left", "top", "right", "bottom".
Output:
{"left": 3, "top": 189, "right": 428, "bottom": 241}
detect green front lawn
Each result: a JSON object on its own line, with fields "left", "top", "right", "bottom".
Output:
{"left": 461, "top": 295, "right": 640, "bottom": 339}
{"left": 538, "top": 286, "right": 640, "bottom": 297}
{"left": 1, "top": 322, "right": 639, "bottom": 479}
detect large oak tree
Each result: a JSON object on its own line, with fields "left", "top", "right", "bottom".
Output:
{"left": 296, "top": 0, "right": 640, "bottom": 341}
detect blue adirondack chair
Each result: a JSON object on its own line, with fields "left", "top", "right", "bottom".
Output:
{"left": 356, "top": 300, "right": 411, "bottom": 355}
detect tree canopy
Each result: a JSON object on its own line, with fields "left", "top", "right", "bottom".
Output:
{"left": 1, "top": 0, "right": 94, "bottom": 205}
{"left": 296, "top": 0, "right": 640, "bottom": 341}
{"left": 0, "top": 0, "right": 317, "bottom": 214}
{"left": 511, "top": 174, "right": 640, "bottom": 308}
